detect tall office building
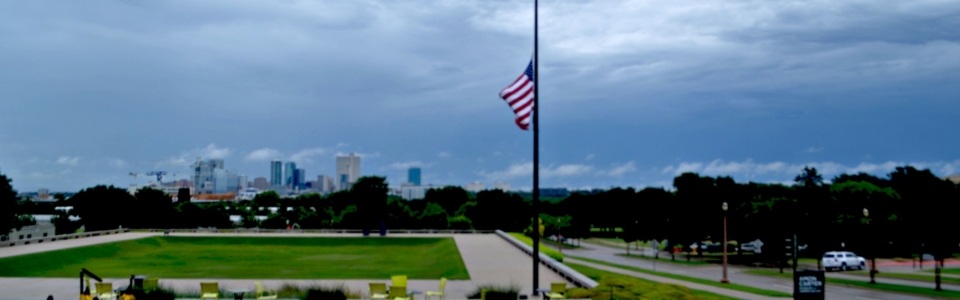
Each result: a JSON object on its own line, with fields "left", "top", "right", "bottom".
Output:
{"left": 193, "top": 158, "right": 225, "bottom": 194}
{"left": 212, "top": 169, "right": 239, "bottom": 194}
{"left": 336, "top": 152, "right": 361, "bottom": 191}
{"left": 408, "top": 167, "right": 421, "bottom": 185}
{"left": 270, "top": 160, "right": 282, "bottom": 186}
{"left": 238, "top": 175, "right": 248, "bottom": 190}
{"left": 318, "top": 175, "right": 335, "bottom": 193}
{"left": 292, "top": 168, "right": 306, "bottom": 189}
{"left": 284, "top": 162, "right": 297, "bottom": 187}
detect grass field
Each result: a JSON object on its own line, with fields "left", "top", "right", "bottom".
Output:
{"left": 936, "top": 268, "right": 960, "bottom": 274}
{"left": 618, "top": 253, "right": 710, "bottom": 266}
{"left": 843, "top": 270, "right": 960, "bottom": 285}
{"left": 0, "top": 236, "right": 469, "bottom": 279}
{"left": 744, "top": 269, "right": 960, "bottom": 299}
{"left": 567, "top": 256, "right": 793, "bottom": 297}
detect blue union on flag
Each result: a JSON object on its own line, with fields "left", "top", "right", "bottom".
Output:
{"left": 499, "top": 60, "right": 535, "bottom": 130}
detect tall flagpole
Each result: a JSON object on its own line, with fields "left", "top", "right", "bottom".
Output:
{"left": 532, "top": 0, "right": 541, "bottom": 295}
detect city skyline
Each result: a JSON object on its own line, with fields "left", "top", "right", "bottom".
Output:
{"left": 1, "top": 1, "right": 958, "bottom": 192}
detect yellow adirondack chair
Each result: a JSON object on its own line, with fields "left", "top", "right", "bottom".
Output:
{"left": 425, "top": 278, "right": 446, "bottom": 300}
{"left": 200, "top": 282, "right": 220, "bottom": 300}
{"left": 143, "top": 278, "right": 159, "bottom": 291}
{"left": 391, "top": 275, "right": 407, "bottom": 288}
{"left": 544, "top": 282, "right": 566, "bottom": 299}
{"left": 95, "top": 282, "right": 117, "bottom": 299}
{"left": 255, "top": 281, "right": 278, "bottom": 300}
{"left": 388, "top": 285, "right": 410, "bottom": 300}
{"left": 370, "top": 282, "right": 388, "bottom": 299}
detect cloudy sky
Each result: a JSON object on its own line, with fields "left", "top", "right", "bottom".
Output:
{"left": 1, "top": 0, "right": 958, "bottom": 192}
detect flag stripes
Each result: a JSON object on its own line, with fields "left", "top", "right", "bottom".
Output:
{"left": 499, "top": 60, "right": 535, "bottom": 130}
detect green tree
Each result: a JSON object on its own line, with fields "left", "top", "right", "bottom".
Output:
{"left": 794, "top": 166, "right": 823, "bottom": 188}
{"left": 70, "top": 185, "right": 136, "bottom": 231}
{"left": 0, "top": 173, "right": 20, "bottom": 234}
{"left": 352, "top": 176, "right": 389, "bottom": 234}
{"left": 424, "top": 186, "right": 471, "bottom": 215}
{"left": 133, "top": 187, "right": 176, "bottom": 228}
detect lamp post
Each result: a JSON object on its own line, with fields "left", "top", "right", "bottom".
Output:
{"left": 721, "top": 201, "right": 730, "bottom": 284}
{"left": 864, "top": 208, "right": 877, "bottom": 285}
{"left": 557, "top": 217, "right": 562, "bottom": 255}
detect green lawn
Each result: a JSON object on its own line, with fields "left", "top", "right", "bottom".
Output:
{"left": 0, "top": 236, "right": 469, "bottom": 279}
{"left": 744, "top": 270, "right": 960, "bottom": 299}
{"left": 567, "top": 255, "right": 792, "bottom": 297}
{"left": 618, "top": 253, "right": 709, "bottom": 266}
{"left": 842, "top": 270, "right": 960, "bottom": 285}
{"left": 565, "top": 262, "right": 738, "bottom": 300}
{"left": 936, "top": 268, "right": 960, "bottom": 274}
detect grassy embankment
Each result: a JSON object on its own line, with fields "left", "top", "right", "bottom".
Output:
{"left": 568, "top": 256, "right": 792, "bottom": 297}
{"left": 565, "top": 262, "right": 739, "bottom": 300}
{"left": 507, "top": 232, "right": 564, "bottom": 262}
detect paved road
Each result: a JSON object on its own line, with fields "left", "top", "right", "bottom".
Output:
{"left": 0, "top": 232, "right": 565, "bottom": 300}
{"left": 561, "top": 241, "right": 942, "bottom": 300}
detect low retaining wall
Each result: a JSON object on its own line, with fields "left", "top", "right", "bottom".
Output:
{"left": 494, "top": 230, "right": 599, "bottom": 289}
{"left": 1, "top": 228, "right": 130, "bottom": 247}
{"left": 143, "top": 228, "right": 495, "bottom": 234}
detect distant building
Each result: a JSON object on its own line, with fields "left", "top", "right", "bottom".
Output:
{"left": 193, "top": 159, "right": 225, "bottom": 194}
{"left": 947, "top": 174, "right": 960, "bottom": 184}
{"left": 284, "top": 162, "right": 297, "bottom": 187}
{"left": 494, "top": 182, "right": 510, "bottom": 191}
{"left": 408, "top": 167, "right": 421, "bottom": 185}
{"left": 213, "top": 169, "right": 239, "bottom": 194}
{"left": 318, "top": 175, "right": 335, "bottom": 193}
{"left": 270, "top": 160, "right": 283, "bottom": 186}
{"left": 401, "top": 184, "right": 436, "bottom": 200}
{"left": 37, "top": 189, "right": 50, "bottom": 200}
{"left": 294, "top": 168, "right": 306, "bottom": 189}
{"left": 336, "top": 153, "right": 361, "bottom": 191}
{"left": 464, "top": 181, "right": 485, "bottom": 193}
{"left": 252, "top": 177, "right": 270, "bottom": 190}
{"left": 1, "top": 223, "right": 55, "bottom": 242}
{"left": 238, "top": 175, "right": 248, "bottom": 190}
{"left": 238, "top": 187, "right": 261, "bottom": 200}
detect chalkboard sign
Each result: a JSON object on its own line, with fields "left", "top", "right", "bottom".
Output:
{"left": 794, "top": 270, "right": 825, "bottom": 300}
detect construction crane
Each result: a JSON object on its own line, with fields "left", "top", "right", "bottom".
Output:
{"left": 129, "top": 171, "right": 178, "bottom": 183}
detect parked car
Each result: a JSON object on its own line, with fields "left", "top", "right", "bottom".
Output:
{"left": 822, "top": 251, "right": 865, "bottom": 271}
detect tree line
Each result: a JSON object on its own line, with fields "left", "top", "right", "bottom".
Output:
{"left": 3, "top": 166, "right": 958, "bottom": 262}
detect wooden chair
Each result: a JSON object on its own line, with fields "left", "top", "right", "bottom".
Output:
{"left": 255, "top": 281, "right": 278, "bottom": 300}
{"left": 369, "top": 282, "right": 388, "bottom": 299}
{"left": 200, "top": 282, "right": 220, "bottom": 300}
{"left": 424, "top": 277, "right": 446, "bottom": 300}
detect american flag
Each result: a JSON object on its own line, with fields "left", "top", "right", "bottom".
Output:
{"left": 499, "top": 60, "right": 535, "bottom": 130}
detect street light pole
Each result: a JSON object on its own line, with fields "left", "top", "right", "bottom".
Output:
{"left": 557, "top": 217, "right": 562, "bottom": 255}
{"left": 864, "top": 208, "right": 876, "bottom": 285}
{"left": 721, "top": 202, "right": 730, "bottom": 284}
